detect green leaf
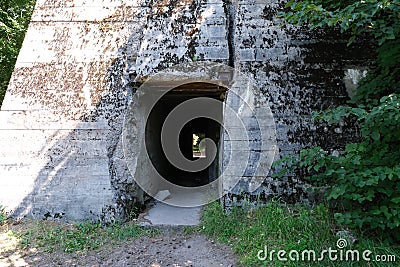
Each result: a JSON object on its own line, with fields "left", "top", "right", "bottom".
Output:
{"left": 371, "top": 131, "right": 380, "bottom": 141}
{"left": 391, "top": 197, "right": 400, "bottom": 204}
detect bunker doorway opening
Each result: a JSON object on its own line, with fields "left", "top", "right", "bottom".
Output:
{"left": 145, "top": 82, "right": 227, "bottom": 187}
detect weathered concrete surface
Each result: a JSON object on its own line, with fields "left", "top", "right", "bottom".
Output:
{"left": 0, "top": 0, "right": 147, "bottom": 222}
{"left": 223, "top": 0, "right": 375, "bottom": 206}
{"left": 0, "top": 0, "right": 374, "bottom": 221}
{"left": 122, "top": 61, "right": 277, "bottom": 208}
{"left": 0, "top": 0, "right": 231, "bottom": 221}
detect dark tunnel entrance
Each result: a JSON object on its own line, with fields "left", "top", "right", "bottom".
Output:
{"left": 145, "top": 82, "right": 227, "bottom": 187}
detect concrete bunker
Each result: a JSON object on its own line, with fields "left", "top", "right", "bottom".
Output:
{"left": 145, "top": 82, "right": 227, "bottom": 188}
{"left": 0, "top": 0, "right": 375, "bottom": 222}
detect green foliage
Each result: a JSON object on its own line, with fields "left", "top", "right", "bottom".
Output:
{"left": 317, "top": 95, "right": 399, "bottom": 234}
{"left": 0, "top": 205, "right": 7, "bottom": 224}
{"left": 201, "top": 202, "right": 334, "bottom": 266}
{"left": 0, "top": 0, "right": 35, "bottom": 106}
{"left": 279, "top": 0, "right": 400, "bottom": 45}
{"left": 201, "top": 201, "right": 400, "bottom": 266}
{"left": 276, "top": 99, "right": 400, "bottom": 239}
{"left": 18, "top": 221, "right": 156, "bottom": 253}
{"left": 355, "top": 39, "right": 400, "bottom": 101}
{"left": 277, "top": 0, "right": 400, "bottom": 240}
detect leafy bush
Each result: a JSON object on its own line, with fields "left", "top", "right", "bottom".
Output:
{"left": 277, "top": 0, "right": 400, "bottom": 240}
{"left": 277, "top": 97, "right": 400, "bottom": 234}
{"left": 280, "top": 0, "right": 400, "bottom": 45}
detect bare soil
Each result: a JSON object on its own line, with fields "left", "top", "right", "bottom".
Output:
{"left": 1, "top": 223, "right": 237, "bottom": 267}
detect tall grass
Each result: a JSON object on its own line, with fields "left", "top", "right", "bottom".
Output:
{"left": 201, "top": 201, "right": 399, "bottom": 266}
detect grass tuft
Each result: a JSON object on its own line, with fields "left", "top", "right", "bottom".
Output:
{"left": 15, "top": 220, "right": 158, "bottom": 253}
{"left": 201, "top": 201, "right": 400, "bottom": 266}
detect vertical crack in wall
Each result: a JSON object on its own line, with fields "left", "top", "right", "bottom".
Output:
{"left": 223, "top": 0, "right": 236, "bottom": 67}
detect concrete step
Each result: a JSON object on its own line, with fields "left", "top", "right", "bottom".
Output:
{"left": 138, "top": 201, "right": 202, "bottom": 226}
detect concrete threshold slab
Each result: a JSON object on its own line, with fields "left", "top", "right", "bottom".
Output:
{"left": 139, "top": 201, "right": 202, "bottom": 226}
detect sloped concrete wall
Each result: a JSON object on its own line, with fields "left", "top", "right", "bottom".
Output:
{"left": 0, "top": 0, "right": 147, "bottom": 222}
{"left": 0, "top": 0, "right": 231, "bottom": 221}
{"left": 0, "top": 0, "right": 374, "bottom": 221}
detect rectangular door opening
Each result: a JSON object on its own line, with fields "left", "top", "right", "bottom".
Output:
{"left": 145, "top": 82, "right": 226, "bottom": 188}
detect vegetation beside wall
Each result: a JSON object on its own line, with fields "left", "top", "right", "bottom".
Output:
{"left": 275, "top": 0, "right": 400, "bottom": 240}
{"left": 201, "top": 201, "right": 399, "bottom": 266}
{"left": 0, "top": 0, "right": 36, "bottom": 106}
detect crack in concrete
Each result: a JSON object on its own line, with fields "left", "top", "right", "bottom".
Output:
{"left": 223, "top": 0, "right": 236, "bottom": 68}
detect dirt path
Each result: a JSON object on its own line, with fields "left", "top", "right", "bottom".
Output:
{"left": 1, "top": 227, "right": 237, "bottom": 267}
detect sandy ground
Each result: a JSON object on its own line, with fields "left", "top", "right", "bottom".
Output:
{"left": 0, "top": 224, "right": 237, "bottom": 267}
